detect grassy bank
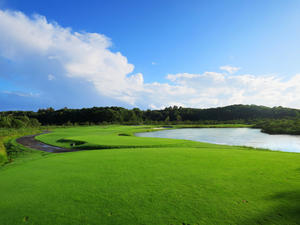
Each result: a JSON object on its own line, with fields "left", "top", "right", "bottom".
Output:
{"left": 35, "top": 124, "right": 253, "bottom": 151}
{"left": 36, "top": 125, "right": 202, "bottom": 150}
{"left": 0, "top": 128, "right": 43, "bottom": 166}
{"left": 0, "top": 125, "right": 299, "bottom": 225}
{"left": 0, "top": 137, "right": 7, "bottom": 165}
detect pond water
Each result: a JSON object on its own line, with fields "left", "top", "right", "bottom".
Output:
{"left": 136, "top": 128, "right": 300, "bottom": 153}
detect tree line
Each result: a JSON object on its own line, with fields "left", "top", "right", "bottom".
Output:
{"left": 0, "top": 115, "right": 40, "bottom": 128}
{"left": 1, "top": 104, "right": 299, "bottom": 127}
{"left": 255, "top": 119, "right": 300, "bottom": 135}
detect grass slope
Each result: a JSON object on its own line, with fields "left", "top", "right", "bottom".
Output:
{"left": 0, "top": 128, "right": 42, "bottom": 165}
{"left": 0, "top": 125, "right": 300, "bottom": 225}
{"left": 0, "top": 137, "right": 7, "bottom": 165}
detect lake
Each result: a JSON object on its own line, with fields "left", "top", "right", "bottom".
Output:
{"left": 136, "top": 128, "right": 300, "bottom": 153}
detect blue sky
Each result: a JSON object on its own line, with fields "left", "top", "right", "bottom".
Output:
{"left": 0, "top": 0, "right": 300, "bottom": 110}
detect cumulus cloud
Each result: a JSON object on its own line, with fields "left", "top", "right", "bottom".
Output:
{"left": 220, "top": 65, "right": 240, "bottom": 74}
{"left": 0, "top": 9, "right": 299, "bottom": 110}
{"left": 0, "top": 9, "right": 142, "bottom": 105}
{"left": 148, "top": 72, "right": 300, "bottom": 109}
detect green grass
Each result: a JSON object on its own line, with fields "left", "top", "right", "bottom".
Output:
{"left": 0, "top": 137, "right": 7, "bottom": 165}
{"left": 4, "top": 137, "right": 49, "bottom": 166}
{"left": 0, "top": 128, "right": 43, "bottom": 166}
{"left": 36, "top": 125, "right": 206, "bottom": 150}
{"left": 0, "top": 125, "right": 300, "bottom": 225}
{"left": 36, "top": 125, "right": 253, "bottom": 151}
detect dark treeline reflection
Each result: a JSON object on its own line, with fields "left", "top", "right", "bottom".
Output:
{"left": 0, "top": 104, "right": 300, "bottom": 134}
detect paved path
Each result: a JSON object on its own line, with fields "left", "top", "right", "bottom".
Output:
{"left": 16, "top": 132, "right": 71, "bottom": 153}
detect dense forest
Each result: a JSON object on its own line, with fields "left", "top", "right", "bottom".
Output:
{"left": 0, "top": 115, "right": 40, "bottom": 128}
{"left": 255, "top": 119, "right": 300, "bottom": 135}
{"left": 1, "top": 104, "right": 299, "bottom": 134}
{"left": 1, "top": 104, "right": 299, "bottom": 125}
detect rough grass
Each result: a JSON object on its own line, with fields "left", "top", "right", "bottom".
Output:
{"left": 0, "top": 128, "right": 42, "bottom": 166}
{"left": 0, "top": 125, "right": 300, "bottom": 225}
{"left": 0, "top": 137, "right": 7, "bottom": 165}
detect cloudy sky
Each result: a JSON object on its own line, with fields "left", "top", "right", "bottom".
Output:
{"left": 0, "top": 0, "right": 300, "bottom": 110}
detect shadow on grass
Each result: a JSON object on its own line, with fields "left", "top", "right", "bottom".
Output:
{"left": 57, "top": 138, "right": 86, "bottom": 145}
{"left": 242, "top": 190, "right": 300, "bottom": 225}
{"left": 69, "top": 143, "right": 182, "bottom": 150}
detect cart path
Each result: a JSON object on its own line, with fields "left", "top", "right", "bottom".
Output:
{"left": 16, "top": 132, "right": 75, "bottom": 153}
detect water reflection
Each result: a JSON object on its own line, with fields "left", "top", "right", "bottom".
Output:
{"left": 136, "top": 128, "right": 300, "bottom": 153}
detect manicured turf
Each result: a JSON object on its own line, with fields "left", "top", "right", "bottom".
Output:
{"left": 1, "top": 125, "right": 300, "bottom": 225}
{"left": 36, "top": 125, "right": 205, "bottom": 150}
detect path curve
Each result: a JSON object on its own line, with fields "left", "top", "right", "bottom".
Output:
{"left": 16, "top": 132, "right": 73, "bottom": 153}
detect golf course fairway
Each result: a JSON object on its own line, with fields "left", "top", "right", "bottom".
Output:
{"left": 0, "top": 125, "right": 300, "bottom": 225}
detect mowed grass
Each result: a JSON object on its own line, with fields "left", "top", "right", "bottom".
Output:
{"left": 0, "top": 125, "right": 300, "bottom": 225}
{"left": 36, "top": 125, "right": 206, "bottom": 150}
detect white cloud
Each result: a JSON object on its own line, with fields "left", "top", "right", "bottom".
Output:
{"left": 148, "top": 72, "right": 300, "bottom": 109}
{"left": 0, "top": 9, "right": 299, "bottom": 110}
{"left": 0, "top": 9, "right": 142, "bottom": 104}
{"left": 220, "top": 65, "right": 240, "bottom": 74}
{"left": 2, "top": 90, "right": 40, "bottom": 97}
{"left": 148, "top": 104, "right": 162, "bottom": 110}
{"left": 48, "top": 74, "right": 55, "bottom": 81}
{"left": 166, "top": 73, "right": 199, "bottom": 82}
{"left": 151, "top": 62, "right": 156, "bottom": 65}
